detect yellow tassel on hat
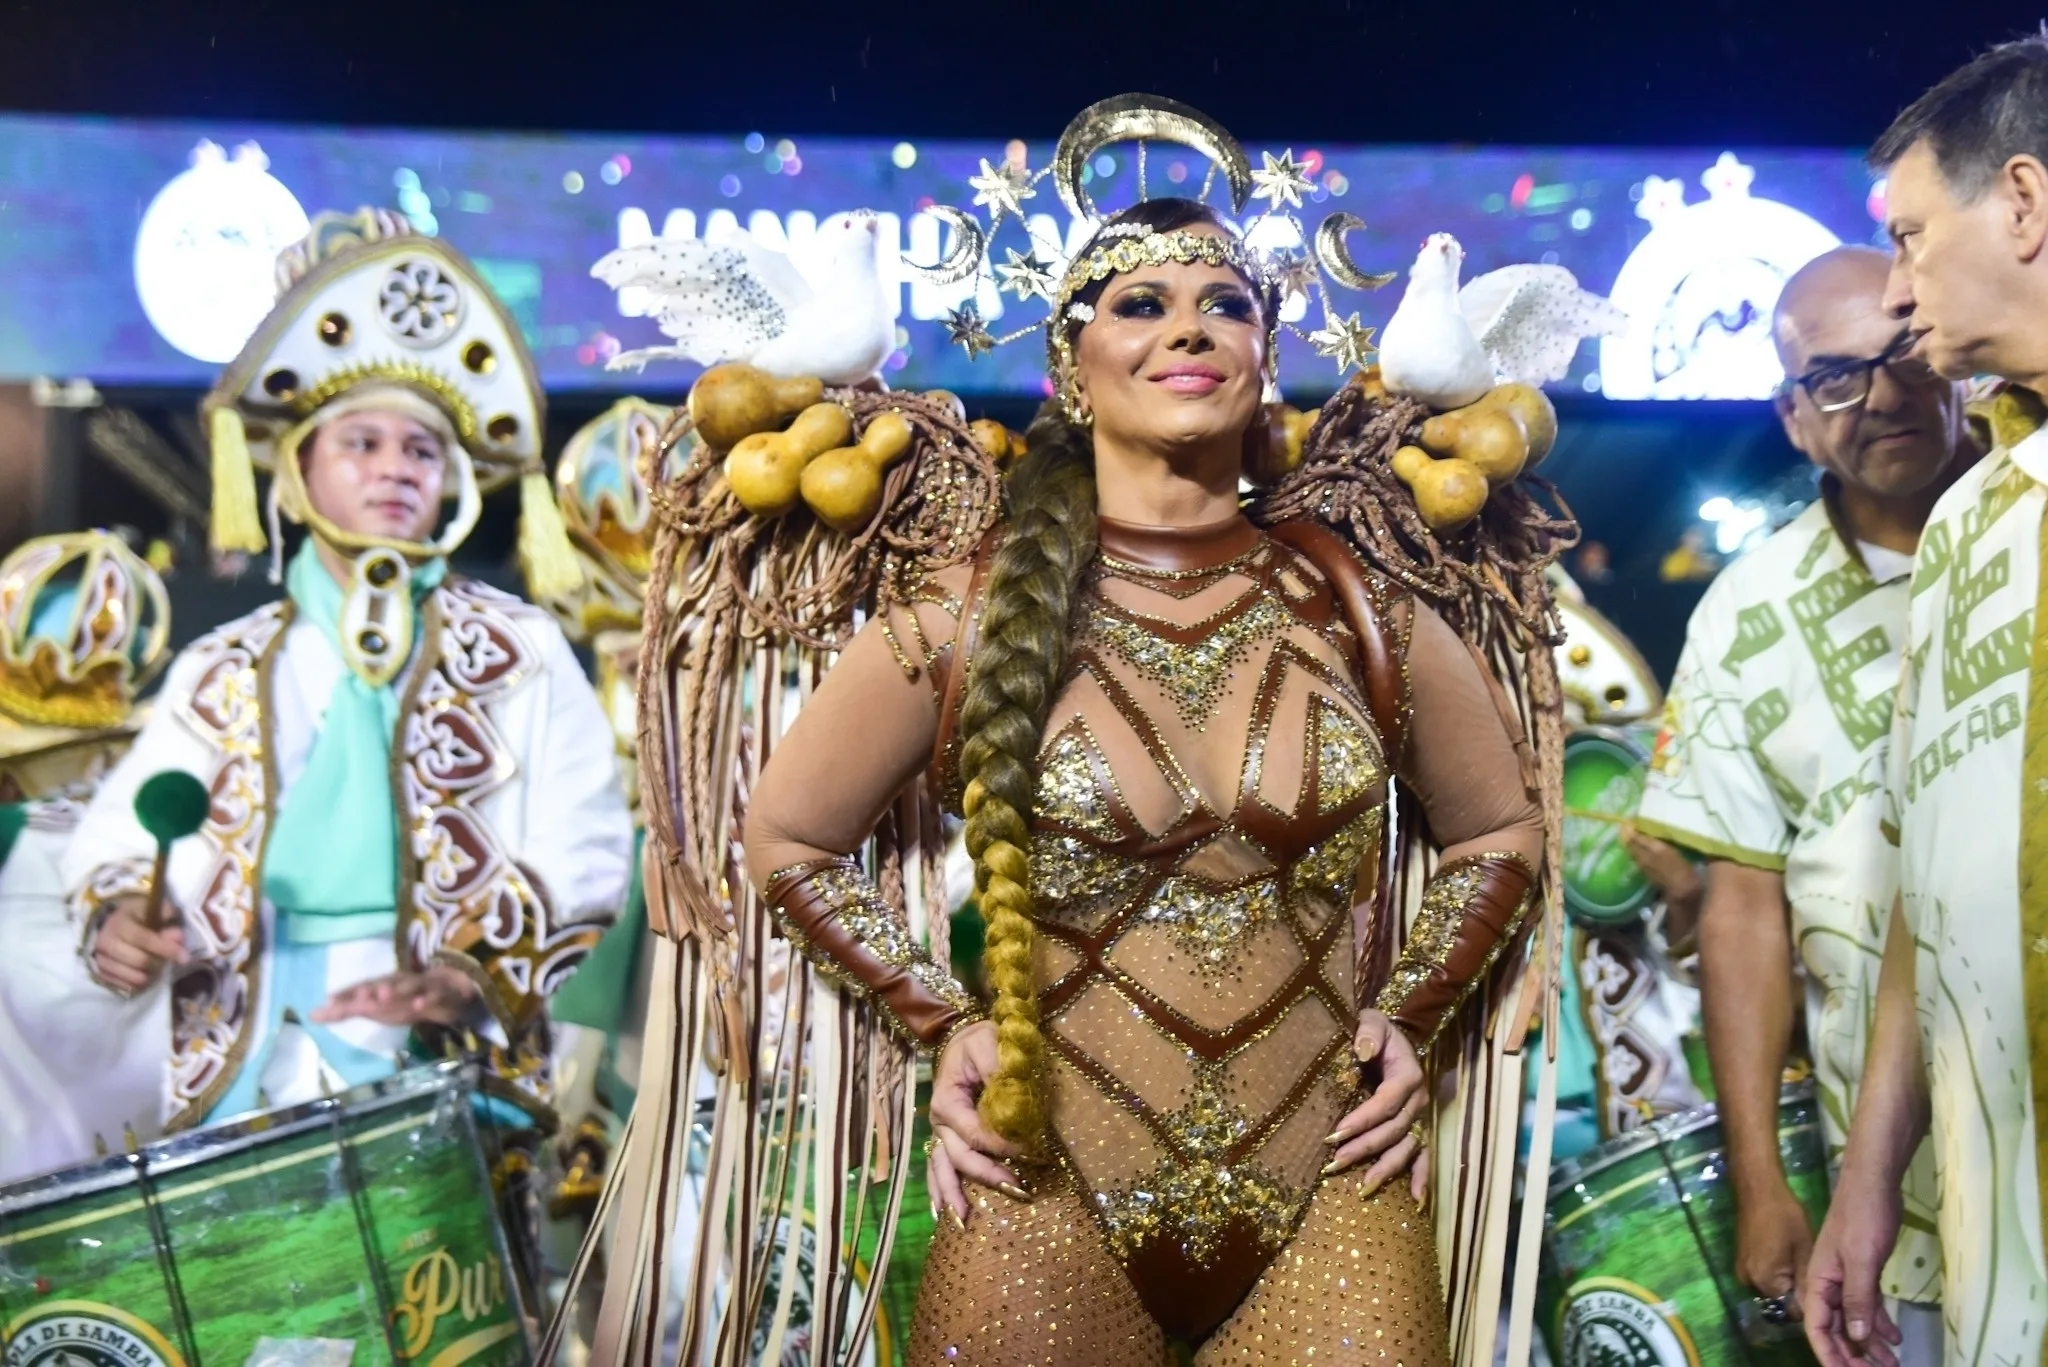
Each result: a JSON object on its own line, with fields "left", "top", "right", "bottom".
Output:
{"left": 208, "top": 407, "right": 268, "bottom": 555}
{"left": 518, "top": 463, "right": 583, "bottom": 602}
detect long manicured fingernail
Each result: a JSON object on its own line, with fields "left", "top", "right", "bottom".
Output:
{"left": 1320, "top": 1159, "right": 1344, "bottom": 1177}
{"left": 1322, "top": 1130, "right": 1348, "bottom": 1146}
{"left": 995, "top": 1182, "right": 1033, "bottom": 1203}
{"left": 1361, "top": 1175, "right": 1383, "bottom": 1197}
{"left": 950, "top": 1209, "right": 967, "bottom": 1233}
{"left": 929, "top": 1203, "right": 938, "bottom": 1221}
{"left": 1355, "top": 1038, "right": 1378, "bottom": 1063}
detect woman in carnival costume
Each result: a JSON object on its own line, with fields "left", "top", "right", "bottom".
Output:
{"left": 567, "top": 97, "right": 1591, "bottom": 1365}
{"left": 61, "top": 209, "right": 631, "bottom": 1159}
{"left": 0, "top": 531, "right": 172, "bottom": 1181}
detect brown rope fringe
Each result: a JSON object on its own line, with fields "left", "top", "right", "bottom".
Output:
{"left": 1250, "top": 382, "right": 1580, "bottom": 650}
{"left": 647, "top": 388, "right": 1004, "bottom": 649}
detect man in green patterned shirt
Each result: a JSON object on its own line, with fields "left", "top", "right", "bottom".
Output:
{"left": 1806, "top": 36, "right": 2048, "bottom": 1367}
{"left": 1637, "top": 245, "right": 1970, "bottom": 1359}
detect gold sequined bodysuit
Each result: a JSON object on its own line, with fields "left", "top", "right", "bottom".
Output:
{"left": 904, "top": 513, "right": 1500, "bottom": 1365}
{"left": 1018, "top": 518, "right": 1390, "bottom": 1326}
{"left": 747, "top": 511, "right": 1542, "bottom": 1365}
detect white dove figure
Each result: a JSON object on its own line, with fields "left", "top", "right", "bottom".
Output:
{"left": 1379, "top": 232, "right": 1629, "bottom": 409}
{"left": 1379, "top": 234, "right": 1495, "bottom": 409}
{"left": 592, "top": 210, "right": 895, "bottom": 385}
{"left": 1458, "top": 260, "right": 1628, "bottom": 387}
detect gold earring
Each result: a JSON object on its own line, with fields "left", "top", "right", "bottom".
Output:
{"left": 1058, "top": 373, "right": 1091, "bottom": 428}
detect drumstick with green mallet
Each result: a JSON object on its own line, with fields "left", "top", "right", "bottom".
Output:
{"left": 133, "top": 771, "right": 211, "bottom": 932}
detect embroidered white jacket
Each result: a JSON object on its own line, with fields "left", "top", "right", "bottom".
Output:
{"left": 61, "top": 578, "right": 632, "bottom": 1130}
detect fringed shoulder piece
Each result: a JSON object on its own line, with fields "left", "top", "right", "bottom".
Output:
{"left": 546, "top": 384, "right": 1008, "bottom": 1367}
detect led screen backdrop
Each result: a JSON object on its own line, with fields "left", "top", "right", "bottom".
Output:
{"left": 0, "top": 114, "right": 1886, "bottom": 399}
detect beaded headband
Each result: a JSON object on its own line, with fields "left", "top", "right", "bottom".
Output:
{"left": 905, "top": 94, "right": 1397, "bottom": 383}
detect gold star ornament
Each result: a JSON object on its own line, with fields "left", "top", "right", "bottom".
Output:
{"left": 942, "top": 301, "right": 997, "bottom": 358}
{"left": 968, "top": 158, "right": 1035, "bottom": 221}
{"left": 1308, "top": 312, "right": 1376, "bottom": 373}
{"left": 1274, "top": 250, "right": 1322, "bottom": 304}
{"left": 994, "top": 248, "right": 1058, "bottom": 302}
{"left": 1250, "top": 149, "right": 1315, "bottom": 211}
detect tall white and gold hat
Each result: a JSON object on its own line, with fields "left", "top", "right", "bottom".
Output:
{"left": 0, "top": 532, "right": 169, "bottom": 789}
{"left": 203, "top": 208, "right": 577, "bottom": 599}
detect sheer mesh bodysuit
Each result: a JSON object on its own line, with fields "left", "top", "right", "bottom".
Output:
{"left": 918, "top": 516, "right": 1466, "bottom": 1365}
{"left": 745, "top": 512, "right": 1539, "bottom": 1366}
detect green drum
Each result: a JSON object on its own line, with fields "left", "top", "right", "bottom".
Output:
{"left": 0, "top": 1063, "right": 530, "bottom": 1367}
{"left": 667, "top": 1095, "right": 929, "bottom": 1365}
{"left": 1540, "top": 1084, "right": 1831, "bottom": 1365}
{"left": 1562, "top": 726, "right": 1660, "bottom": 926}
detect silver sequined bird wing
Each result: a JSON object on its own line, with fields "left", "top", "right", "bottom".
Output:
{"left": 1458, "top": 264, "right": 1628, "bottom": 386}
{"left": 592, "top": 231, "right": 813, "bottom": 372}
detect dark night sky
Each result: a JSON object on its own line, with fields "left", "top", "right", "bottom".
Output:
{"left": 4, "top": 1, "right": 2045, "bottom": 149}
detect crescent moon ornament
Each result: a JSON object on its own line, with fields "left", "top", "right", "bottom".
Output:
{"left": 901, "top": 205, "right": 985, "bottom": 286}
{"left": 1053, "top": 94, "right": 1252, "bottom": 222}
{"left": 1315, "top": 213, "right": 1397, "bottom": 291}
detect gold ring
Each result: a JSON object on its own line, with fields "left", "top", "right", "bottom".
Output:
{"left": 1409, "top": 1121, "right": 1430, "bottom": 1150}
{"left": 922, "top": 1135, "right": 943, "bottom": 1160}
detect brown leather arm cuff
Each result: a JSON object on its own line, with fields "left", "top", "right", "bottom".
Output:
{"left": 1374, "top": 851, "right": 1537, "bottom": 1051}
{"left": 763, "top": 857, "right": 981, "bottom": 1050}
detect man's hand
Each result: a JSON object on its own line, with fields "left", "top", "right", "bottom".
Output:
{"left": 1623, "top": 825, "right": 1704, "bottom": 944}
{"left": 1734, "top": 1181, "right": 1816, "bottom": 1315}
{"left": 1804, "top": 1169, "right": 1905, "bottom": 1366}
{"left": 311, "top": 966, "right": 479, "bottom": 1027}
{"left": 91, "top": 895, "right": 187, "bottom": 994}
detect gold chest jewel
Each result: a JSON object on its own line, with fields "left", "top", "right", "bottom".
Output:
{"left": 1081, "top": 581, "right": 1293, "bottom": 731}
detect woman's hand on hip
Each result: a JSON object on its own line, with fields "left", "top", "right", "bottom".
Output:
{"left": 1323, "top": 1009, "right": 1431, "bottom": 1202}
{"left": 926, "top": 1019, "right": 1027, "bottom": 1226}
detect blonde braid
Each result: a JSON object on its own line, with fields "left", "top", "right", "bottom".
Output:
{"left": 957, "top": 406, "right": 1098, "bottom": 1148}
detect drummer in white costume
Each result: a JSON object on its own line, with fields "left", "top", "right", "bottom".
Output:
{"left": 0, "top": 532, "right": 172, "bottom": 1180}
{"left": 61, "top": 208, "right": 631, "bottom": 1134}
{"left": 1638, "top": 246, "right": 1970, "bottom": 1359}
{"left": 1807, "top": 36, "right": 2048, "bottom": 1366}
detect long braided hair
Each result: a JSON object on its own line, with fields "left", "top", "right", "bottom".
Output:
{"left": 959, "top": 197, "right": 1255, "bottom": 1148}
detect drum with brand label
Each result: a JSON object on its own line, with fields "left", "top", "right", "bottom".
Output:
{"left": 1539, "top": 1083, "right": 1831, "bottom": 1365}
{"left": 1562, "top": 725, "right": 1667, "bottom": 927}
{"left": 0, "top": 1063, "right": 529, "bottom": 1367}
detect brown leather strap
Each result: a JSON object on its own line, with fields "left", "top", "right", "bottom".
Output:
{"left": 929, "top": 528, "right": 1001, "bottom": 810}
{"left": 1267, "top": 521, "right": 1415, "bottom": 1007}
{"left": 1268, "top": 521, "right": 1410, "bottom": 770}
{"left": 1095, "top": 513, "right": 1261, "bottom": 571}
{"left": 763, "top": 858, "right": 975, "bottom": 1048}
{"left": 1377, "top": 851, "right": 1537, "bottom": 1050}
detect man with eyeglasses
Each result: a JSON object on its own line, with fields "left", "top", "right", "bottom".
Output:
{"left": 1803, "top": 35, "right": 2048, "bottom": 1367}
{"left": 1637, "top": 244, "right": 1970, "bottom": 1362}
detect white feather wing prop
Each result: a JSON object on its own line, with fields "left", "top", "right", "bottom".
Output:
{"left": 1458, "top": 264, "right": 1627, "bottom": 386}
{"left": 593, "top": 230, "right": 811, "bottom": 372}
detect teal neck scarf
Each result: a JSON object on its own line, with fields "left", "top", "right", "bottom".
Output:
{"left": 262, "top": 542, "right": 445, "bottom": 944}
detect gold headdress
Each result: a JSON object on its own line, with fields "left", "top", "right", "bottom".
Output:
{"left": 905, "top": 94, "right": 1396, "bottom": 396}
{"left": 203, "top": 207, "right": 579, "bottom": 607}
{"left": 0, "top": 531, "right": 169, "bottom": 764}
{"left": 537, "top": 397, "right": 675, "bottom": 642}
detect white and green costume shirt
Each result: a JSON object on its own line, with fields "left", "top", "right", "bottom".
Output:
{"left": 1891, "top": 431, "right": 2048, "bottom": 1364}
{"left": 1637, "top": 496, "right": 1941, "bottom": 1304}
